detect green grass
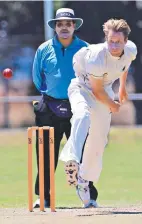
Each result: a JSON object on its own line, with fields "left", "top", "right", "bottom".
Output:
{"left": 0, "top": 128, "right": 142, "bottom": 208}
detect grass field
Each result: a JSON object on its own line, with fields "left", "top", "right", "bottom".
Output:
{"left": 0, "top": 128, "right": 142, "bottom": 208}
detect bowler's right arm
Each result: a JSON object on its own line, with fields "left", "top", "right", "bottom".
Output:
{"left": 89, "top": 75, "right": 120, "bottom": 113}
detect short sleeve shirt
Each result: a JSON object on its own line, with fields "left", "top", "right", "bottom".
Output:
{"left": 73, "top": 40, "right": 137, "bottom": 89}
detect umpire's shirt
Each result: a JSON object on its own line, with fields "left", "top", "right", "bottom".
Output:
{"left": 32, "top": 35, "right": 88, "bottom": 99}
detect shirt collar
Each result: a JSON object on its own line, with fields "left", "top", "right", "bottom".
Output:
{"left": 104, "top": 42, "right": 125, "bottom": 60}
{"left": 52, "top": 35, "right": 79, "bottom": 48}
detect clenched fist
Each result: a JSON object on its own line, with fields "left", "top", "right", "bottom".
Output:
{"left": 119, "top": 87, "right": 128, "bottom": 104}
{"left": 110, "top": 101, "right": 121, "bottom": 113}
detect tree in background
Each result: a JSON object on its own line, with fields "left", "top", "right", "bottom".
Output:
{"left": 0, "top": 1, "right": 44, "bottom": 36}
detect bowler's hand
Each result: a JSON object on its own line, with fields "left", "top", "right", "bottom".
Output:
{"left": 110, "top": 101, "right": 121, "bottom": 113}
{"left": 118, "top": 87, "right": 128, "bottom": 104}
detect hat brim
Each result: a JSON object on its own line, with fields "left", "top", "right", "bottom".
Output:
{"left": 47, "top": 17, "right": 83, "bottom": 30}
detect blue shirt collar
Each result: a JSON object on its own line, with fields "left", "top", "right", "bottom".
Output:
{"left": 52, "top": 35, "right": 79, "bottom": 48}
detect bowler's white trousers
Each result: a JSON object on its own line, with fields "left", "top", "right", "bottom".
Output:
{"left": 59, "top": 78, "right": 114, "bottom": 182}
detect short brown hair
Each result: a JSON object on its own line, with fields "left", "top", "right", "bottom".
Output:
{"left": 103, "top": 19, "right": 131, "bottom": 39}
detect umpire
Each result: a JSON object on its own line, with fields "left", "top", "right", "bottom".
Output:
{"left": 32, "top": 8, "right": 98, "bottom": 208}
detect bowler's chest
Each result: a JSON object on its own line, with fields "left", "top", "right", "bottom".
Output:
{"left": 105, "top": 56, "right": 130, "bottom": 80}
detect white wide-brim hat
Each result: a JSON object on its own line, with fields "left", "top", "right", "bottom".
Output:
{"left": 47, "top": 8, "right": 83, "bottom": 30}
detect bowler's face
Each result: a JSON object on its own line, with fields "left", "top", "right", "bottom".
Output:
{"left": 107, "top": 30, "right": 127, "bottom": 57}
{"left": 55, "top": 20, "right": 75, "bottom": 39}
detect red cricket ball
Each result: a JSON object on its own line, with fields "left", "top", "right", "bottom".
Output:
{"left": 2, "top": 68, "right": 13, "bottom": 79}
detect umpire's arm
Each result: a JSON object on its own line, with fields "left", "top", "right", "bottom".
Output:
{"left": 32, "top": 48, "right": 43, "bottom": 92}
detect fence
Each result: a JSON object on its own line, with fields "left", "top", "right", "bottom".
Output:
{"left": 0, "top": 93, "right": 142, "bottom": 103}
{"left": 0, "top": 94, "right": 142, "bottom": 128}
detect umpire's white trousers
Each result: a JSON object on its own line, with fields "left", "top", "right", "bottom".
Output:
{"left": 59, "top": 79, "right": 114, "bottom": 182}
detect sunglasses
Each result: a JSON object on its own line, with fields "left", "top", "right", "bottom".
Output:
{"left": 56, "top": 21, "right": 74, "bottom": 28}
